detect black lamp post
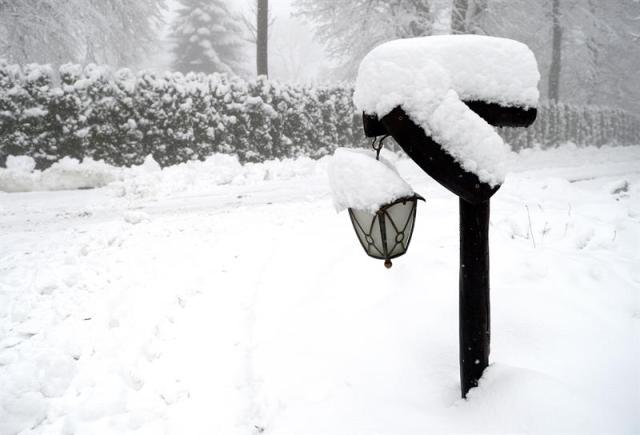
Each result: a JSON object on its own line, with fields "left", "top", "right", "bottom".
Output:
{"left": 362, "top": 101, "right": 536, "bottom": 398}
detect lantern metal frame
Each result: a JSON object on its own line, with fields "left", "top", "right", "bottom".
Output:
{"left": 348, "top": 194, "right": 425, "bottom": 268}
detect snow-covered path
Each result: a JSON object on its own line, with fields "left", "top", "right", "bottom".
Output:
{"left": 1, "top": 145, "right": 639, "bottom": 434}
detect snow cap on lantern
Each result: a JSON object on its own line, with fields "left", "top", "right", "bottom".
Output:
{"left": 328, "top": 148, "right": 423, "bottom": 268}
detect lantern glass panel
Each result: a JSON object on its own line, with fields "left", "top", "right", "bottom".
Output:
{"left": 348, "top": 195, "right": 423, "bottom": 263}
{"left": 383, "top": 199, "right": 417, "bottom": 258}
{"left": 349, "top": 209, "right": 386, "bottom": 259}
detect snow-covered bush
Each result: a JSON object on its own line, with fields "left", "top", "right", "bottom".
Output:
{"left": 501, "top": 101, "right": 640, "bottom": 151}
{"left": 0, "top": 62, "right": 364, "bottom": 168}
{"left": 0, "top": 61, "right": 638, "bottom": 169}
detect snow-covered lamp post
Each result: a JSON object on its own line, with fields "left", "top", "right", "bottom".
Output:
{"left": 333, "top": 35, "right": 540, "bottom": 398}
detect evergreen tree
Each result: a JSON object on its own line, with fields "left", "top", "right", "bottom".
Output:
{"left": 171, "top": 0, "right": 246, "bottom": 76}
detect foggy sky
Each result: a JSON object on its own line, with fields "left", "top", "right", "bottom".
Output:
{"left": 149, "top": 0, "right": 328, "bottom": 83}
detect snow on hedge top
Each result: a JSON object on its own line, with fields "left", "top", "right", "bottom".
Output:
{"left": 354, "top": 35, "right": 540, "bottom": 186}
{"left": 328, "top": 148, "right": 414, "bottom": 213}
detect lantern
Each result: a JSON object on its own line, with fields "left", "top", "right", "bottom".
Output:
{"left": 348, "top": 194, "right": 424, "bottom": 268}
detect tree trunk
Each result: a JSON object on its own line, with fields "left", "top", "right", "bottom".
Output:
{"left": 257, "top": 0, "right": 269, "bottom": 77}
{"left": 85, "top": 38, "right": 96, "bottom": 64}
{"left": 548, "top": 0, "right": 562, "bottom": 102}
{"left": 467, "top": 0, "right": 487, "bottom": 34}
{"left": 451, "top": 0, "right": 469, "bottom": 34}
{"left": 585, "top": 0, "right": 599, "bottom": 105}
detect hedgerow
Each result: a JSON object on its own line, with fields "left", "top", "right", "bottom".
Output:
{"left": 1, "top": 62, "right": 639, "bottom": 168}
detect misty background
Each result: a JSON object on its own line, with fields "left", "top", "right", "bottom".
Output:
{"left": 1, "top": 0, "right": 640, "bottom": 170}
{"left": 2, "top": 0, "right": 639, "bottom": 113}
{"left": 146, "top": 0, "right": 328, "bottom": 83}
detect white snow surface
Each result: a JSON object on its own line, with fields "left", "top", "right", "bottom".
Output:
{"left": 0, "top": 154, "right": 328, "bottom": 196}
{"left": 328, "top": 148, "right": 414, "bottom": 212}
{"left": 354, "top": 35, "right": 540, "bottom": 186}
{"left": 1, "top": 143, "right": 639, "bottom": 435}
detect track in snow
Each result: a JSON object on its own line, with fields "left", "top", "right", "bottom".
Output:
{"left": 1, "top": 145, "right": 639, "bottom": 434}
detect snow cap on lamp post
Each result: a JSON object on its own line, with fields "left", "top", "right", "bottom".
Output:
{"left": 354, "top": 35, "right": 540, "bottom": 203}
{"left": 328, "top": 147, "right": 423, "bottom": 268}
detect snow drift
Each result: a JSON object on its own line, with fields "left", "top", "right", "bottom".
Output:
{"left": 0, "top": 144, "right": 639, "bottom": 434}
{"left": 0, "top": 154, "right": 329, "bottom": 196}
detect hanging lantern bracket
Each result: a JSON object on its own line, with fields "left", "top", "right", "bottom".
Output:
{"left": 371, "top": 134, "right": 390, "bottom": 161}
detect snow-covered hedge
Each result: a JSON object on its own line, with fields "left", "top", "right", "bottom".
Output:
{"left": 500, "top": 101, "right": 640, "bottom": 151}
{"left": 0, "top": 62, "right": 360, "bottom": 168}
{"left": 1, "top": 62, "right": 639, "bottom": 169}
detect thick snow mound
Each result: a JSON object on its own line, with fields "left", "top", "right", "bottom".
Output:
{"left": 328, "top": 148, "right": 414, "bottom": 212}
{"left": 0, "top": 153, "right": 330, "bottom": 196}
{"left": 40, "top": 157, "right": 119, "bottom": 191}
{"left": 354, "top": 35, "right": 540, "bottom": 186}
{"left": 355, "top": 35, "right": 540, "bottom": 113}
{"left": 6, "top": 155, "right": 36, "bottom": 173}
{"left": 110, "top": 154, "right": 330, "bottom": 199}
{"left": 0, "top": 156, "right": 120, "bottom": 193}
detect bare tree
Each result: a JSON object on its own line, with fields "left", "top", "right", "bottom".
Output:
{"left": 270, "top": 19, "right": 323, "bottom": 82}
{"left": 548, "top": 0, "right": 562, "bottom": 102}
{"left": 0, "top": 0, "right": 83, "bottom": 64}
{"left": 86, "top": 0, "right": 165, "bottom": 68}
{"left": 257, "top": 0, "right": 269, "bottom": 77}
{"left": 294, "top": 0, "right": 434, "bottom": 80}
{"left": 471, "top": 0, "right": 640, "bottom": 114}
{"left": 451, "top": 0, "right": 488, "bottom": 34}
{"left": 243, "top": 0, "right": 275, "bottom": 77}
{"left": 451, "top": 0, "right": 469, "bottom": 33}
{"left": 0, "top": 0, "right": 164, "bottom": 67}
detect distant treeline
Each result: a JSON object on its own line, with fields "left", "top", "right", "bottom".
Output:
{"left": 1, "top": 62, "right": 639, "bottom": 168}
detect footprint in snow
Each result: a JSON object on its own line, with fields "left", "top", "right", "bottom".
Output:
{"left": 124, "top": 211, "right": 151, "bottom": 225}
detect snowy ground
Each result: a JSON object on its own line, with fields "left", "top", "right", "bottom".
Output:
{"left": 1, "top": 144, "right": 639, "bottom": 435}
